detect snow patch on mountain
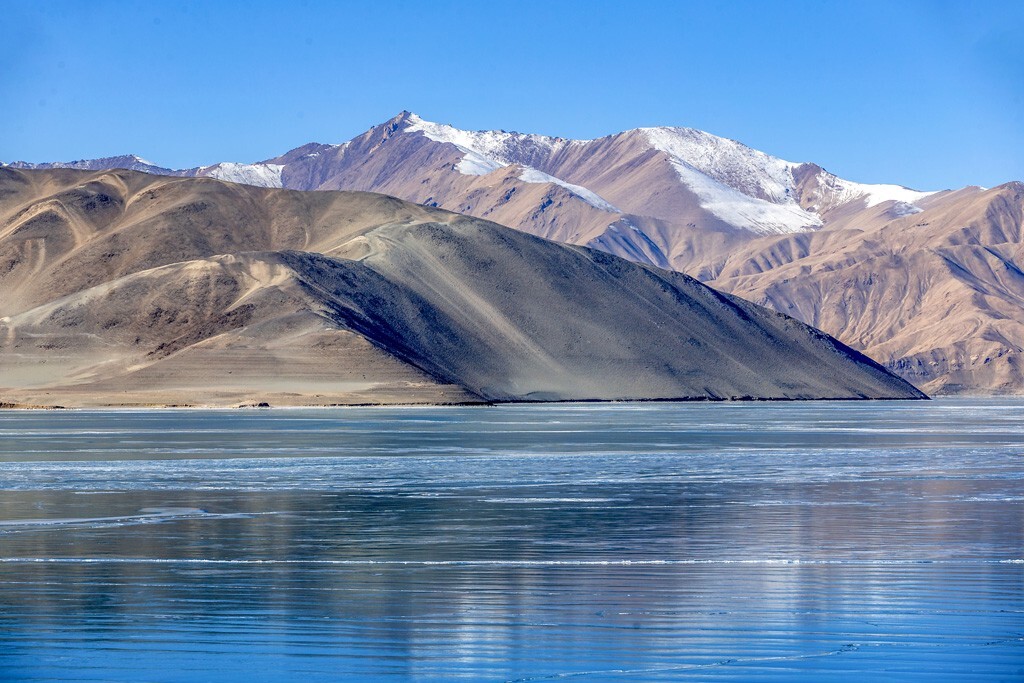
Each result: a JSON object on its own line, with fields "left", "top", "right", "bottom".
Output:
{"left": 887, "top": 201, "right": 924, "bottom": 217}
{"left": 831, "top": 179, "right": 935, "bottom": 208}
{"left": 518, "top": 168, "right": 620, "bottom": 212}
{"left": 403, "top": 114, "right": 618, "bottom": 212}
{"left": 299, "top": 143, "right": 346, "bottom": 160}
{"left": 640, "top": 127, "right": 821, "bottom": 234}
{"left": 404, "top": 113, "right": 578, "bottom": 176}
{"left": 456, "top": 151, "right": 504, "bottom": 176}
{"left": 809, "top": 168, "right": 935, "bottom": 213}
{"left": 667, "top": 159, "right": 822, "bottom": 235}
{"left": 200, "top": 162, "right": 284, "bottom": 188}
{"left": 642, "top": 127, "right": 800, "bottom": 202}
{"left": 4, "top": 155, "right": 170, "bottom": 173}
{"left": 402, "top": 116, "right": 934, "bottom": 234}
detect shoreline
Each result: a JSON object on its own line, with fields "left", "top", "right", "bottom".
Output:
{"left": 0, "top": 394, "right": 943, "bottom": 411}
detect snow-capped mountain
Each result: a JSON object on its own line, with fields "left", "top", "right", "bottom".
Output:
{"left": 0, "top": 167, "right": 925, "bottom": 405}
{"left": 5, "top": 113, "right": 1023, "bottom": 395}
{"left": 4, "top": 154, "right": 171, "bottom": 175}
{"left": 4, "top": 155, "right": 287, "bottom": 189}
{"left": 194, "top": 161, "right": 286, "bottom": 188}
{"left": 3, "top": 111, "right": 940, "bottom": 270}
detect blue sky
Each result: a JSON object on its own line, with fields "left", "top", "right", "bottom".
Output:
{"left": 3, "top": 0, "right": 1021, "bottom": 189}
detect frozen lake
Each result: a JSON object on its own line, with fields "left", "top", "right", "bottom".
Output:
{"left": 0, "top": 400, "right": 1021, "bottom": 680}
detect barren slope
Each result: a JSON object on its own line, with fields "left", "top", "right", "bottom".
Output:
{"left": 695, "top": 183, "right": 1024, "bottom": 394}
{"left": 0, "top": 168, "right": 923, "bottom": 406}
{"left": 8, "top": 112, "right": 1018, "bottom": 394}
{"left": 8, "top": 112, "right": 937, "bottom": 270}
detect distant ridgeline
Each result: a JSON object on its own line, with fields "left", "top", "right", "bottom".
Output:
{"left": 0, "top": 167, "right": 922, "bottom": 407}
{"left": 6, "top": 111, "right": 1022, "bottom": 394}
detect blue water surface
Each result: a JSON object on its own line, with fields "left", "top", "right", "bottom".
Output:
{"left": 0, "top": 399, "right": 1021, "bottom": 681}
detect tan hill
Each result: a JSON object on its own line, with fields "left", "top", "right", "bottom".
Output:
{"left": 692, "top": 182, "right": 1024, "bottom": 395}
{"left": 6, "top": 112, "right": 940, "bottom": 263}
{"left": 11, "top": 112, "right": 1019, "bottom": 393}
{"left": 0, "top": 168, "right": 922, "bottom": 407}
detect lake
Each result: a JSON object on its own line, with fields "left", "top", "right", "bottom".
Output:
{"left": 0, "top": 400, "right": 1021, "bottom": 681}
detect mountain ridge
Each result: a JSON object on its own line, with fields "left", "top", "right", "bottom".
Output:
{"left": 5, "top": 110, "right": 943, "bottom": 232}
{"left": 6, "top": 113, "right": 1020, "bottom": 394}
{"left": 0, "top": 166, "right": 924, "bottom": 407}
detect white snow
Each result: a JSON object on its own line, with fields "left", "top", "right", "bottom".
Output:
{"left": 456, "top": 150, "right": 504, "bottom": 176}
{"left": 668, "top": 158, "right": 822, "bottom": 235}
{"left": 404, "top": 114, "right": 618, "bottom": 212}
{"left": 808, "top": 168, "right": 935, "bottom": 214}
{"left": 406, "top": 114, "right": 822, "bottom": 233}
{"left": 888, "top": 201, "right": 924, "bottom": 217}
{"left": 642, "top": 127, "right": 801, "bottom": 202}
{"left": 203, "top": 162, "right": 284, "bottom": 188}
{"left": 518, "top": 168, "right": 620, "bottom": 212}
{"left": 642, "top": 127, "right": 821, "bottom": 235}
{"left": 828, "top": 176, "right": 935, "bottom": 209}
{"left": 404, "top": 113, "right": 577, "bottom": 176}
{"left": 860, "top": 184, "right": 934, "bottom": 207}
{"left": 404, "top": 114, "right": 518, "bottom": 170}
{"left": 20, "top": 111, "right": 940, "bottom": 237}
{"left": 639, "top": 126, "right": 937, "bottom": 233}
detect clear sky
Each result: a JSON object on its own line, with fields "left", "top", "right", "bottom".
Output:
{"left": 3, "top": 0, "right": 1021, "bottom": 189}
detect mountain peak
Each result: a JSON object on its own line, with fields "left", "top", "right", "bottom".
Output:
{"left": 7, "top": 112, "right": 948, "bottom": 242}
{"left": 3, "top": 153, "right": 169, "bottom": 173}
{"left": 387, "top": 110, "right": 420, "bottom": 126}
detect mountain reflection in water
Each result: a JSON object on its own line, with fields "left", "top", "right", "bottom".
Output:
{"left": 0, "top": 400, "right": 1021, "bottom": 681}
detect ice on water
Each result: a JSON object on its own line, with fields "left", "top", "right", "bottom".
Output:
{"left": 0, "top": 399, "right": 1021, "bottom": 681}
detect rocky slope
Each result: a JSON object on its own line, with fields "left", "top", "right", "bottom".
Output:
{"left": 0, "top": 168, "right": 923, "bottom": 406}
{"left": 5, "top": 111, "right": 940, "bottom": 256}
{"left": 695, "top": 182, "right": 1024, "bottom": 394}
{"left": 9, "top": 113, "right": 1018, "bottom": 393}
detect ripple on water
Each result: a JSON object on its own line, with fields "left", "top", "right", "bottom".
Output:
{"left": 0, "top": 399, "right": 1022, "bottom": 681}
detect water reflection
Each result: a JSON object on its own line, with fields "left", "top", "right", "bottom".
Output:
{"left": 0, "top": 399, "right": 1022, "bottom": 680}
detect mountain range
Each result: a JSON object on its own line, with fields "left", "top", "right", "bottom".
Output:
{"left": 0, "top": 167, "right": 923, "bottom": 407}
{"left": 7, "top": 111, "right": 1022, "bottom": 394}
